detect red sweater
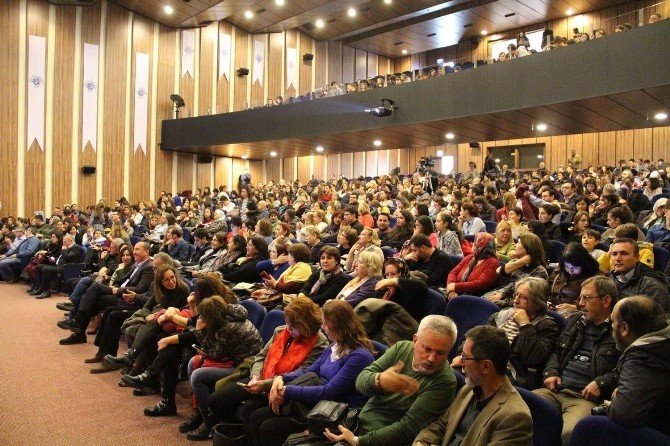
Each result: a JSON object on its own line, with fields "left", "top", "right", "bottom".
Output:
{"left": 447, "top": 255, "right": 500, "bottom": 295}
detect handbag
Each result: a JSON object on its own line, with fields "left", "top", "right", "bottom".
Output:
{"left": 281, "top": 372, "right": 324, "bottom": 420}
{"left": 306, "top": 400, "right": 349, "bottom": 437}
{"left": 283, "top": 432, "right": 333, "bottom": 446}
{"left": 213, "top": 423, "right": 246, "bottom": 446}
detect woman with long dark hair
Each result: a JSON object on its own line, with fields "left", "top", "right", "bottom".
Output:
{"left": 550, "top": 242, "right": 601, "bottom": 316}
{"left": 220, "top": 236, "right": 270, "bottom": 284}
{"left": 383, "top": 209, "right": 414, "bottom": 250}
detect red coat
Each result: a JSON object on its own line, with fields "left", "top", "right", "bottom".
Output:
{"left": 447, "top": 255, "right": 500, "bottom": 295}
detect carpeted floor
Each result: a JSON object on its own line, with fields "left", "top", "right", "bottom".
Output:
{"left": 0, "top": 283, "right": 200, "bottom": 446}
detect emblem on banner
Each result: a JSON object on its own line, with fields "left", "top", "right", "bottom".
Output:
{"left": 29, "top": 75, "right": 44, "bottom": 87}
{"left": 137, "top": 87, "right": 147, "bottom": 98}
{"left": 84, "top": 80, "right": 96, "bottom": 92}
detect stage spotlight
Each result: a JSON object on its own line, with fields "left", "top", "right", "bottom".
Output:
{"left": 365, "top": 98, "right": 398, "bottom": 117}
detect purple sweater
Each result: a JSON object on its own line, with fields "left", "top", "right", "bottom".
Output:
{"left": 283, "top": 345, "right": 374, "bottom": 408}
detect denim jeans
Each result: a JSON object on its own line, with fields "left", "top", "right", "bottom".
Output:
{"left": 68, "top": 276, "right": 94, "bottom": 318}
{"left": 188, "top": 356, "right": 235, "bottom": 410}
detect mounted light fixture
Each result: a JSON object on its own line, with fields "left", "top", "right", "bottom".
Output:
{"left": 365, "top": 98, "right": 398, "bottom": 118}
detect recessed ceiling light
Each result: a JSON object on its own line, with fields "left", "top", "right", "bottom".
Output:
{"left": 270, "top": 151, "right": 277, "bottom": 157}
{"left": 275, "top": 0, "right": 285, "bottom": 5}
{"left": 401, "top": 49, "right": 408, "bottom": 55}
{"left": 316, "top": 146, "right": 324, "bottom": 152}
{"left": 241, "top": 155, "right": 248, "bottom": 160}
{"left": 566, "top": 8, "right": 574, "bottom": 15}
{"left": 481, "top": 30, "right": 488, "bottom": 35}
{"left": 384, "top": 0, "right": 392, "bottom": 4}
{"left": 373, "top": 140, "right": 382, "bottom": 147}
{"left": 163, "top": 5, "right": 174, "bottom": 14}
{"left": 347, "top": 8, "right": 356, "bottom": 17}
{"left": 244, "top": 10, "right": 253, "bottom": 19}
{"left": 436, "top": 150, "right": 444, "bottom": 157}
{"left": 655, "top": 112, "right": 668, "bottom": 120}
{"left": 536, "top": 123, "right": 548, "bottom": 131}
{"left": 445, "top": 132, "right": 455, "bottom": 140}
{"left": 315, "top": 19, "right": 325, "bottom": 28}
{"left": 537, "top": 154, "right": 544, "bottom": 159}
{"left": 436, "top": 58, "right": 444, "bottom": 64}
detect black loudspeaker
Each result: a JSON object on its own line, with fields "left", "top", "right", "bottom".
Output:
{"left": 197, "top": 155, "right": 213, "bottom": 164}
{"left": 469, "top": 142, "right": 481, "bottom": 149}
{"left": 303, "top": 53, "right": 314, "bottom": 61}
{"left": 81, "top": 165, "right": 96, "bottom": 174}
{"left": 237, "top": 68, "right": 249, "bottom": 76}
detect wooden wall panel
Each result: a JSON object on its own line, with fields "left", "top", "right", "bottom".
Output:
{"left": 25, "top": 0, "right": 49, "bottom": 215}
{"left": 389, "top": 149, "right": 400, "bottom": 172}
{"left": 176, "top": 153, "right": 194, "bottom": 193}
{"left": 250, "top": 35, "right": 265, "bottom": 108}
{"left": 198, "top": 22, "right": 216, "bottom": 116}
{"left": 365, "top": 150, "right": 378, "bottom": 177}
{"left": 79, "top": 2, "right": 101, "bottom": 208}
{"left": 355, "top": 49, "right": 367, "bottom": 81}
{"left": 298, "top": 156, "right": 310, "bottom": 184}
{"left": 268, "top": 32, "right": 283, "bottom": 101}
{"left": 52, "top": 5, "right": 76, "bottom": 208}
{"left": 315, "top": 41, "right": 327, "bottom": 91}
{"left": 154, "top": 26, "right": 176, "bottom": 197}
{"left": 377, "top": 150, "right": 389, "bottom": 175}
{"left": 248, "top": 160, "right": 262, "bottom": 187}
{"left": 216, "top": 22, "right": 232, "bottom": 113}
{"left": 394, "top": 56, "right": 411, "bottom": 74}
{"left": 265, "top": 158, "right": 281, "bottom": 183}
{"left": 313, "top": 155, "right": 326, "bottom": 182}
{"left": 196, "top": 161, "right": 211, "bottom": 190}
{"left": 233, "top": 29, "right": 249, "bottom": 111}
{"left": 353, "top": 152, "right": 365, "bottom": 178}
{"left": 582, "top": 133, "right": 599, "bottom": 169}
{"left": 653, "top": 127, "right": 670, "bottom": 162}
{"left": 0, "top": 0, "right": 20, "bottom": 216}
{"left": 231, "top": 158, "right": 246, "bottom": 190}
{"left": 130, "top": 15, "right": 152, "bottom": 203}
{"left": 215, "top": 156, "right": 232, "bottom": 190}
{"left": 101, "top": 3, "right": 128, "bottom": 202}
{"left": 327, "top": 41, "right": 342, "bottom": 85}
{"left": 367, "top": 53, "right": 378, "bottom": 78}
{"left": 634, "top": 128, "right": 653, "bottom": 161}
{"left": 342, "top": 45, "right": 354, "bottom": 84}
{"left": 341, "top": 153, "right": 353, "bottom": 178}
{"left": 598, "top": 131, "right": 616, "bottom": 167}
{"left": 399, "top": 148, "right": 411, "bottom": 174}
{"left": 283, "top": 157, "right": 295, "bottom": 182}
{"left": 285, "top": 30, "right": 297, "bottom": 99}
{"left": 378, "top": 56, "right": 390, "bottom": 76}
{"left": 457, "top": 144, "right": 470, "bottom": 173}
{"left": 327, "top": 154, "right": 340, "bottom": 180}
{"left": 299, "top": 32, "right": 313, "bottom": 95}
{"left": 616, "top": 130, "right": 635, "bottom": 165}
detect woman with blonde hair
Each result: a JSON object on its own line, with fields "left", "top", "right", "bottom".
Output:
{"left": 494, "top": 220, "right": 516, "bottom": 262}
{"left": 358, "top": 202, "right": 375, "bottom": 228}
{"left": 337, "top": 250, "right": 383, "bottom": 307}
{"left": 496, "top": 191, "right": 517, "bottom": 222}
{"left": 345, "top": 227, "right": 384, "bottom": 271}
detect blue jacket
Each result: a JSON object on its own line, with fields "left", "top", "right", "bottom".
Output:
{"left": 11, "top": 236, "right": 40, "bottom": 260}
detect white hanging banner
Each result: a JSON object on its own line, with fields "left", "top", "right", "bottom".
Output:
{"left": 27, "top": 35, "right": 46, "bottom": 152}
{"left": 286, "top": 47, "right": 298, "bottom": 91}
{"left": 252, "top": 37, "right": 265, "bottom": 87}
{"left": 133, "top": 52, "right": 150, "bottom": 155}
{"left": 218, "top": 33, "right": 231, "bottom": 81}
{"left": 82, "top": 43, "right": 99, "bottom": 152}
{"left": 182, "top": 30, "right": 195, "bottom": 78}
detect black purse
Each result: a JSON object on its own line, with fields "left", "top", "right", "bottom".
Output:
{"left": 306, "top": 400, "right": 350, "bottom": 437}
{"left": 281, "top": 372, "right": 324, "bottom": 420}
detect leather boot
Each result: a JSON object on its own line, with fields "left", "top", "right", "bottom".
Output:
{"left": 143, "top": 398, "right": 177, "bottom": 417}
{"left": 186, "top": 409, "right": 216, "bottom": 441}
{"left": 104, "top": 348, "right": 137, "bottom": 368}
{"left": 179, "top": 410, "right": 203, "bottom": 433}
{"left": 121, "top": 371, "right": 159, "bottom": 389}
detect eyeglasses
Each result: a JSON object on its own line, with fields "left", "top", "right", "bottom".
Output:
{"left": 513, "top": 292, "right": 530, "bottom": 301}
{"left": 460, "top": 354, "right": 482, "bottom": 361}
{"left": 578, "top": 294, "right": 601, "bottom": 302}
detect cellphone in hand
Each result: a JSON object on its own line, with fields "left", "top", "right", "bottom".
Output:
{"left": 191, "top": 344, "right": 205, "bottom": 354}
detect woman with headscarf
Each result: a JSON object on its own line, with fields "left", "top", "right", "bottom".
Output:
{"left": 445, "top": 232, "right": 501, "bottom": 298}
{"left": 207, "top": 209, "right": 227, "bottom": 236}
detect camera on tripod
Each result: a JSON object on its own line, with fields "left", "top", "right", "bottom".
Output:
{"left": 417, "top": 156, "right": 436, "bottom": 173}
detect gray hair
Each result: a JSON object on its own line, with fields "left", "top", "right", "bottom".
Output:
{"left": 111, "top": 238, "right": 125, "bottom": 249}
{"left": 516, "top": 277, "right": 550, "bottom": 315}
{"left": 581, "top": 276, "right": 618, "bottom": 307}
{"left": 418, "top": 315, "right": 458, "bottom": 340}
{"left": 153, "top": 252, "right": 177, "bottom": 268}
{"left": 63, "top": 234, "right": 74, "bottom": 242}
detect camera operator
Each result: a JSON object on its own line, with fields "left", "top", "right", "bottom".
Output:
{"left": 417, "top": 157, "right": 438, "bottom": 194}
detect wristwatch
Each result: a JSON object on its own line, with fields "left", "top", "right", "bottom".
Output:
{"left": 352, "top": 436, "right": 359, "bottom": 446}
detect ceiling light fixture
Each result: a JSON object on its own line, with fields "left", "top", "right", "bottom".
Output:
{"left": 163, "top": 5, "right": 174, "bottom": 14}
{"left": 365, "top": 98, "right": 398, "bottom": 118}
{"left": 244, "top": 10, "right": 253, "bottom": 19}
{"left": 401, "top": 49, "right": 408, "bottom": 55}
{"left": 654, "top": 112, "right": 668, "bottom": 121}
{"left": 445, "top": 132, "right": 455, "bottom": 140}
{"left": 536, "top": 123, "right": 548, "bottom": 131}
{"left": 481, "top": 30, "right": 488, "bottom": 35}
{"left": 316, "top": 146, "right": 324, "bottom": 152}
{"left": 347, "top": 8, "right": 357, "bottom": 17}
{"left": 315, "top": 19, "right": 325, "bottom": 28}
{"left": 384, "top": 0, "right": 392, "bottom": 4}
{"left": 270, "top": 151, "right": 277, "bottom": 157}
{"left": 436, "top": 150, "right": 444, "bottom": 157}
{"left": 436, "top": 58, "right": 444, "bottom": 64}
{"left": 566, "top": 8, "right": 574, "bottom": 15}
{"left": 275, "top": 0, "right": 285, "bottom": 5}
{"left": 373, "top": 140, "right": 382, "bottom": 147}
{"left": 241, "top": 155, "right": 248, "bottom": 160}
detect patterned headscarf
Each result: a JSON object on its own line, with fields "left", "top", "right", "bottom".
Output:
{"left": 461, "top": 232, "right": 496, "bottom": 281}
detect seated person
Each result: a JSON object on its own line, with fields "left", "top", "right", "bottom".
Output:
{"left": 600, "top": 206, "right": 645, "bottom": 242}
{"left": 373, "top": 258, "right": 428, "bottom": 322}
{"left": 344, "top": 228, "right": 384, "bottom": 272}
{"left": 206, "top": 296, "right": 328, "bottom": 433}
{"left": 645, "top": 208, "right": 670, "bottom": 244}
{"left": 454, "top": 277, "right": 559, "bottom": 389}
{"left": 245, "top": 300, "right": 376, "bottom": 446}
{"left": 251, "top": 243, "right": 313, "bottom": 300}
{"left": 335, "top": 251, "right": 382, "bottom": 307}
{"left": 413, "top": 326, "right": 533, "bottom": 446}
{"left": 255, "top": 242, "right": 290, "bottom": 280}
{"left": 550, "top": 242, "right": 601, "bottom": 317}
{"left": 160, "top": 227, "right": 190, "bottom": 261}
{"left": 636, "top": 197, "right": 667, "bottom": 231}
{"left": 598, "top": 223, "right": 654, "bottom": 271}
{"left": 485, "top": 233, "right": 548, "bottom": 307}
{"left": 405, "top": 234, "right": 453, "bottom": 288}
{"left": 446, "top": 232, "right": 500, "bottom": 298}
{"left": 607, "top": 296, "right": 670, "bottom": 435}
{"left": 534, "top": 276, "right": 621, "bottom": 446}
{"left": 458, "top": 203, "right": 486, "bottom": 236}
{"left": 383, "top": 210, "right": 414, "bottom": 250}
{"left": 220, "top": 236, "right": 270, "bottom": 284}
{"left": 325, "top": 315, "right": 459, "bottom": 446}
{"left": 337, "top": 226, "right": 358, "bottom": 258}
{"left": 186, "top": 231, "right": 225, "bottom": 277}
{"left": 581, "top": 229, "right": 606, "bottom": 261}
{"left": 0, "top": 226, "right": 40, "bottom": 282}
{"left": 298, "top": 246, "right": 349, "bottom": 306}
{"left": 413, "top": 216, "right": 438, "bottom": 247}
{"left": 494, "top": 220, "right": 515, "bottom": 262}
{"left": 31, "top": 234, "right": 83, "bottom": 299}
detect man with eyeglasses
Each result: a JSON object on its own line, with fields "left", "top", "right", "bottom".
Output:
{"left": 413, "top": 325, "right": 532, "bottom": 446}
{"left": 534, "top": 275, "right": 621, "bottom": 445}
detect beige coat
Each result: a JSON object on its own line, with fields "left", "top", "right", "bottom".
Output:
{"left": 413, "top": 378, "right": 532, "bottom": 446}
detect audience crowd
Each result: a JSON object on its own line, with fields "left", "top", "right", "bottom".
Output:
{"left": 2, "top": 151, "right": 670, "bottom": 445}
